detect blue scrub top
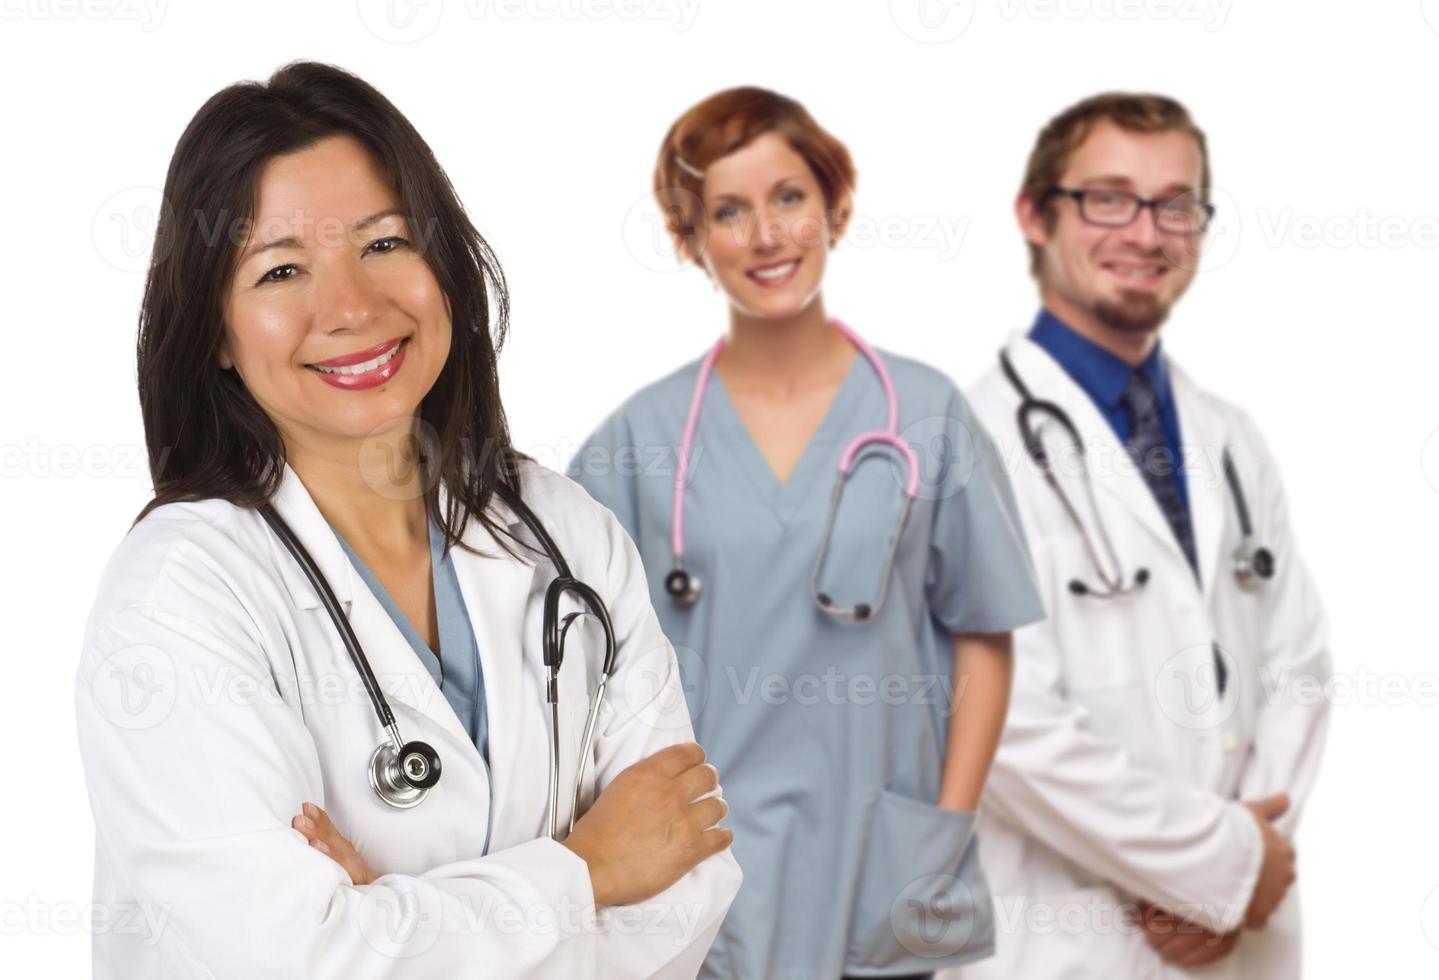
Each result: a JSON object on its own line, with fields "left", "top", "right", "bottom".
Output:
{"left": 568, "top": 343, "right": 1045, "bottom": 979}
{"left": 330, "top": 515, "right": 490, "bottom": 765}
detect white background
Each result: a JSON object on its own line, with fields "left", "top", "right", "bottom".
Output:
{"left": 4, "top": 0, "right": 1438, "bottom": 975}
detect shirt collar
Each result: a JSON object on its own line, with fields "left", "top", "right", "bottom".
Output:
{"left": 1028, "top": 308, "right": 1171, "bottom": 409}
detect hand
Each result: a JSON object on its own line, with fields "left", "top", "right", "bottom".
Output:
{"left": 562, "top": 742, "right": 733, "bottom": 908}
{"left": 1241, "top": 792, "right": 1296, "bottom": 929}
{"left": 1131, "top": 900, "right": 1241, "bottom": 967}
{"left": 292, "top": 802, "right": 375, "bottom": 886}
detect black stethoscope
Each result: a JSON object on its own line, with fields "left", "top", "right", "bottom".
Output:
{"left": 999, "top": 349, "right": 1275, "bottom": 597}
{"left": 259, "top": 483, "right": 616, "bottom": 840}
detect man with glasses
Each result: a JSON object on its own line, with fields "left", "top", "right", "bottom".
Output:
{"left": 944, "top": 94, "right": 1331, "bottom": 978}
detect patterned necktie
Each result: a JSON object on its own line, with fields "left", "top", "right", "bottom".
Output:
{"left": 1121, "top": 370, "right": 1226, "bottom": 696}
{"left": 1120, "top": 369, "right": 1197, "bottom": 575}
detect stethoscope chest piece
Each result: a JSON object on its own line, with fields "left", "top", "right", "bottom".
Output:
{"left": 1000, "top": 347, "right": 1277, "bottom": 597}
{"left": 1222, "top": 449, "right": 1276, "bottom": 589}
{"left": 369, "top": 736, "right": 442, "bottom": 809}
{"left": 261, "top": 485, "right": 613, "bottom": 829}
{"left": 665, "top": 567, "right": 701, "bottom": 606}
{"left": 1231, "top": 540, "right": 1276, "bottom": 588}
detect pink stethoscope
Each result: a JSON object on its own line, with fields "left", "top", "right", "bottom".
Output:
{"left": 664, "top": 319, "right": 921, "bottom": 622}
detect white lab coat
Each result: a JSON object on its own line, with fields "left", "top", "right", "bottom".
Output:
{"left": 74, "top": 458, "right": 742, "bottom": 979}
{"left": 942, "top": 335, "right": 1331, "bottom": 980}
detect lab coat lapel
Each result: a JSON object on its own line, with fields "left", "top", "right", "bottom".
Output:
{"left": 1007, "top": 337, "right": 1191, "bottom": 572}
{"left": 267, "top": 462, "right": 357, "bottom": 614}
{"left": 266, "top": 463, "right": 483, "bottom": 752}
{"left": 1169, "top": 361, "right": 1230, "bottom": 597}
{"left": 444, "top": 484, "right": 550, "bottom": 848}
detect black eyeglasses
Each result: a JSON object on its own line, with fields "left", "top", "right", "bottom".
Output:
{"left": 1044, "top": 187, "right": 1215, "bottom": 234}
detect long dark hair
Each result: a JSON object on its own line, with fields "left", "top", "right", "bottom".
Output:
{"left": 135, "top": 60, "right": 526, "bottom": 558}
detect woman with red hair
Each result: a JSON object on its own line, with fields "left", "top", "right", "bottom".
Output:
{"left": 569, "top": 87, "right": 1044, "bottom": 979}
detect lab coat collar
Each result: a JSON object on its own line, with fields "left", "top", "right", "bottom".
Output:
{"left": 267, "top": 462, "right": 355, "bottom": 612}
{"left": 265, "top": 460, "right": 542, "bottom": 821}
{"left": 446, "top": 480, "right": 551, "bottom": 839}
{"left": 1168, "top": 361, "right": 1231, "bottom": 597}
{"left": 1004, "top": 335, "right": 1194, "bottom": 579}
{"left": 267, "top": 461, "right": 522, "bottom": 612}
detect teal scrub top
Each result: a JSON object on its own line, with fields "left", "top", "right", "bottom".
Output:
{"left": 567, "top": 344, "right": 1046, "bottom": 979}
{"left": 330, "top": 516, "right": 490, "bottom": 765}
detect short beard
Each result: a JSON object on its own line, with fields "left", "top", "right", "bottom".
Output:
{"left": 1094, "top": 291, "right": 1170, "bottom": 335}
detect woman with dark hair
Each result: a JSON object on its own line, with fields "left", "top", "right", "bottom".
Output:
{"left": 568, "top": 87, "right": 1044, "bottom": 979}
{"left": 74, "top": 61, "right": 740, "bottom": 979}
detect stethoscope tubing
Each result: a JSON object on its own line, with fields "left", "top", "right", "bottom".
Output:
{"left": 669, "top": 319, "right": 921, "bottom": 620}
{"left": 999, "top": 345, "right": 1272, "bottom": 596}
{"left": 261, "top": 480, "right": 616, "bottom": 833}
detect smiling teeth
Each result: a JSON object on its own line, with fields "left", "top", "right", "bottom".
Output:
{"left": 312, "top": 342, "right": 402, "bottom": 375}
{"left": 752, "top": 260, "right": 797, "bottom": 280}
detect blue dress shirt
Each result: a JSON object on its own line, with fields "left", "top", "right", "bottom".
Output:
{"left": 1028, "top": 308, "right": 1190, "bottom": 514}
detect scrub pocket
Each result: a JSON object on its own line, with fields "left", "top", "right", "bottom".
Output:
{"left": 844, "top": 788, "right": 995, "bottom": 975}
